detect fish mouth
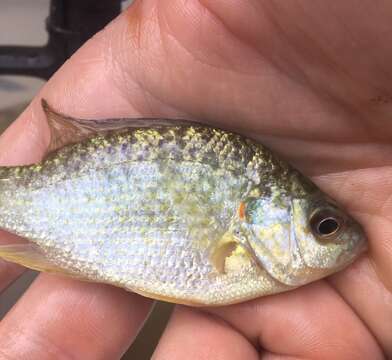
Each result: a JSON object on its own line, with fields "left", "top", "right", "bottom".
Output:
{"left": 333, "top": 229, "right": 368, "bottom": 269}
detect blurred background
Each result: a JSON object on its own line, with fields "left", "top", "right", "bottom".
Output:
{"left": 0, "top": 1, "right": 172, "bottom": 358}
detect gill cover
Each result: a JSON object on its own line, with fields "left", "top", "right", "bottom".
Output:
{"left": 243, "top": 193, "right": 366, "bottom": 287}
{"left": 242, "top": 193, "right": 304, "bottom": 286}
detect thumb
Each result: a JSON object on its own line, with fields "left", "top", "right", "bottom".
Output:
{"left": 0, "top": 4, "right": 161, "bottom": 359}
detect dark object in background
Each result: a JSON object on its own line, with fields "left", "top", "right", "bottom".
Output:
{"left": 0, "top": 0, "right": 122, "bottom": 79}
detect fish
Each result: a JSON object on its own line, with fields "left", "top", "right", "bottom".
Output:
{"left": 0, "top": 100, "right": 366, "bottom": 305}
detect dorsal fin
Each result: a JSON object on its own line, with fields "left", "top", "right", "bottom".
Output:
{"left": 42, "top": 99, "right": 98, "bottom": 153}
{"left": 41, "top": 99, "right": 206, "bottom": 154}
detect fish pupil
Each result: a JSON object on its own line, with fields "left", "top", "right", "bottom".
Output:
{"left": 317, "top": 217, "right": 339, "bottom": 236}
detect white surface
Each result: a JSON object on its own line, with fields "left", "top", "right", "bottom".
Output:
{"left": 0, "top": 0, "right": 49, "bottom": 109}
{"left": 0, "top": 76, "right": 44, "bottom": 110}
{"left": 0, "top": 0, "right": 134, "bottom": 110}
{"left": 0, "top": 0, "right": 49, "bottom": 46}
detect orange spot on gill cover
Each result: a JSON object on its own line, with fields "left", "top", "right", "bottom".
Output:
{"left": 238, "top": 202, "right": 246, "bottom": 220}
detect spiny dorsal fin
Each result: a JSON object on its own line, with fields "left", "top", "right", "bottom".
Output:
{"left": 42, "top": 99, "right": 99, "bottom": 153}
{"left": 41, "top": 99, "right": 205, "bottom": 154}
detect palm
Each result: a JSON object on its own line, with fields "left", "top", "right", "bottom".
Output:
{"left": 0, "top": 1, "right": 391, "bottom": 359}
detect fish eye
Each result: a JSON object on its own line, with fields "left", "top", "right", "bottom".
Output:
{"left": 317, "top": 217, "right": 340, "bottom": 236}
{"left": 310, "top": 208, "right": 344, "bottom": 241}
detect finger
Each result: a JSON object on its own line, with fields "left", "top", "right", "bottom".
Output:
{"left": 0, "top": 259, "right": 24, "bottom": 293}
{"left": 316, "top": 170, "right": 392, "bottom": 355}
{"left": 205, "top": 282, "right": 383, "bottom": 359}
{"left": 0, "top": 274, "right": 152, "bottom": 360}
{"left": 0, "top": 3, "right": 169, "bottom": 358}
{"left": 152, "top": 306, "right": 258, "bottom": 360}
{"left": 329, "top": 257, "right": 392, "bottom": 355}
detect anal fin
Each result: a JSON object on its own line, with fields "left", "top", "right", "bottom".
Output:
{"left": 0, "top": 243, "right": 74, "bottom": 277}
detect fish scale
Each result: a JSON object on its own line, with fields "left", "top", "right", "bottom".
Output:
{"left": 0, "top": 103, "right": 366, "bottom": 305}
{"left": 0, "top": 130, "right": 263, "bottom": 303}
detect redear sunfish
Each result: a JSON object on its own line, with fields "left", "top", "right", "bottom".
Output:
{"left": 0, "top": 101, "right": 366, "bottom": 305}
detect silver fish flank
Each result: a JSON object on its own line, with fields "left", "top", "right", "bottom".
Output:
{"left": 0, "top": 101, "right": 366, "bottom": 305}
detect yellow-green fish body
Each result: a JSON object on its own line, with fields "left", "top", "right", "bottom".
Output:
{"left": 0, "top": 102, "right": 366, "bottom": 305}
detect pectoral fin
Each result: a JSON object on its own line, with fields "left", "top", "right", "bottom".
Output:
{"left": 210, "top": 232, "right": 255, "bottom": 274}
{"left": 0, "top": 243, "right": 74, "bottom": 276}
{"left": 210, "top": 239, "right": 238, "bottom": 274}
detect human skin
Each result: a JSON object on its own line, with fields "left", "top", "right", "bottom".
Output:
{"left": 0, "top": 1, "right": 391, "bottom": 359}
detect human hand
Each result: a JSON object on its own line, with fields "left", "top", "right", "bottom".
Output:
{"left": 0, "top": 1, "right": 391, "bottom": 359}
